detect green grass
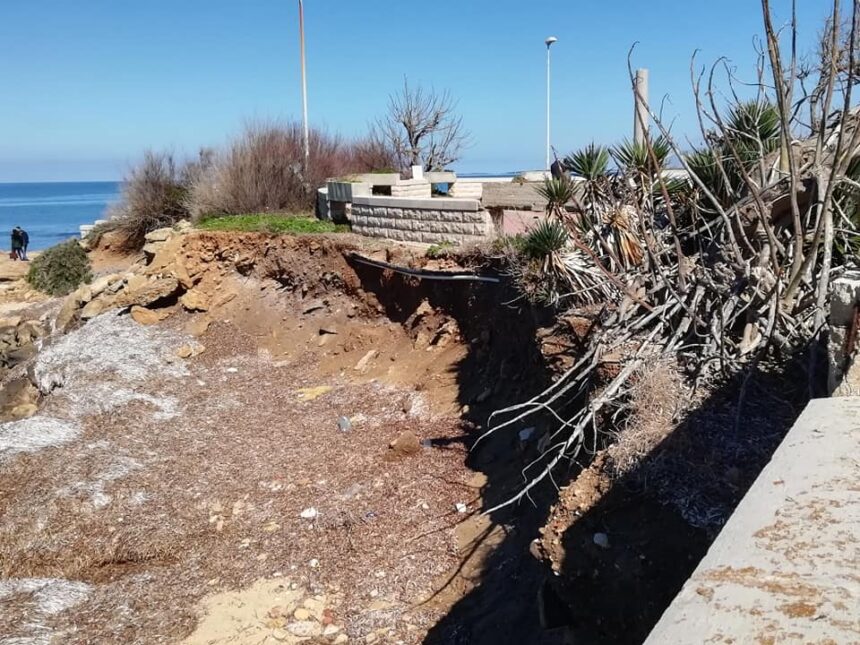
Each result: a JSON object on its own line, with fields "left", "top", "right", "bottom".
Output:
{"left": 197, "top": 214, "right": 350, "bottom": 235}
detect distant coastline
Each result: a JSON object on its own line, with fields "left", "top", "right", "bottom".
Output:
{"left": 0, "top": 181, "right": 120, "bottom": 251}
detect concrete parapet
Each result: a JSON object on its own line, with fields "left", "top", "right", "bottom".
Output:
{"left": 391, "top": 180, "right": 432, "bottom": 199}
{"left": 449, "top": 181, "right": 484, "bottom": 199}
{"left": 645, "top": 397, "right": 860, "bottom": 645}
{"left": 482, "top": 182, "right": 547, "bottom": 210}
{"left": 352, "top": 196, "right": 481, "bottom": 212}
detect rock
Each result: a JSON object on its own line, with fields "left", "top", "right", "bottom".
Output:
{"left": 333, "top": 634, "right": 349, "bottom": 644}
{"left": 0, "top": 316, "right": 22, "bottom": 328}
{"left": 130, "top": 306, "right": 170, "bottom": 326}
{"left": 89, "top": 274, "right": 119, "bottom": 299}
{"left": 180, "top": 289, "right": 210, "bottom": 312}
{"left": 16, "top": 320, "right": 46, "bottom": 344}
{"left": 308, "top": 558, "right": 320, "bottom": 568}
{"left": 518, "top": 427, "right": 536, "bottom": 442}
{"left": 175, "top": 343, "right": 204, "bottom": 359}
{"left": 4, "top": 344, "right": 36, "bottom": 367}
{"left": 114, "top": 276, "right": 180, "bottom": 309}
{"left": 300, "top": 507, "right": 318, "bottom": 520}
{"left": 303, "top": 300, "right": 325, "bottom": 314}
{"left": 389, "top": 431, "right": 421, "bottom": 456}
{"left": 10, "top": 403, "right": 38, "bottom": 419}
{"left": 465, "top": 472, "right": 488, "bottom": 489}
{"left": 271, "top": 628, "right": 289, "bottom": 641}
{"left": 292, "top": 608, "right": 311, "bottom": 621}
{"left": 55, "top": 289, "right": 87, "bottom": 330}
{"left": 80, "top": 297, "right": 113, "bottom": 321}
{"left": 354, "top": 349, "right": 378, "bottom": 373}
{"left": 174, "top": 219, "right": 192, "bottom": 233}
{"left": 365, "top": 633, "right": 379, "bottom": 644}
{"left": 455, "top": 502, "right": 468, "bottom": 514}
{"left": 593, "top": 532, "right": 611, "bottom": 549}
{"left": 186, "top": 316, "right": 212, "bottom": 337}
{"left": 302, "top": 597, "right": 326, "bottom": 621}
{"left": 318, "top": 325, "right": 338, "bottom": 335}
{"left": 337, "top": 416, "right": 352, "bottom": 432}
{"left": 286, "top": 621, "right": 321, "bottom": 638}
{"left": 322, "top": 624, "right": 341, "bottom": 636}
{"left": 144, "top": 227, "right": 175, "bottom": 244}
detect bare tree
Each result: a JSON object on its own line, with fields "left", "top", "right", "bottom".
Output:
{"left": 374, "top": 78, "right": 469, "bottom": 173}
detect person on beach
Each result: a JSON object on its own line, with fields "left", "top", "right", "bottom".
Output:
{"left": 15, "top": 227, "right": 29, "bottom": 260}
{"left": 10, "top": 228, "right": 22, "bottom": 261}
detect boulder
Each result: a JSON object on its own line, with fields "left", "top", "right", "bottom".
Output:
{"left": 389, "top": 431, "right": 421, "bottom": 456}
{"left": 114, "top": 276, "right": 180, "bottom": 308}
{"left": 56, "top": 290, "right": 87, "bottom": 331}
{"left": 16, "top": 320, "right": 46, "bottom": 345}
{"left": 180, "top": 289, "right": 210, "bottom": 312}
{"left": 186, "top": 316, "right": 212, "bottom": 337}
{"left": 10, "top": 403, "right": 38, "bottom": 419}
{"left": 130, "top": 305, "right": 172, "bottom": 326}
{"left": 144, "top": 227, "right": 175, "bottom": 244}
{"left": 89, "top": 273, "right": 120, "bottom": 300}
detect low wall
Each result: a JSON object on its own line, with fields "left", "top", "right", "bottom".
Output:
{"left": 645, "top": 397, "right": 859, "bottom": 644}
{"left": 349, "top": 196, "right": 492, "bottom": 245}
{"left": 390, "top": 180, "right": 432, "bottom": 199}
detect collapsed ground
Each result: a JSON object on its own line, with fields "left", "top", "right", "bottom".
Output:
{"left": 0, "top": 229, "right": 808, "bottom": 644}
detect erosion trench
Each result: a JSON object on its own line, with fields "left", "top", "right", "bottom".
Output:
{"left": 0, "top": 231, "right": 806, "bottom": 644}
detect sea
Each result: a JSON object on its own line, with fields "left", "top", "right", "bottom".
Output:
{"left": 0, "top": 181, "right": 121, "bottom": 251}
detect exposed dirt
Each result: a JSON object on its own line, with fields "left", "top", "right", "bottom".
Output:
{"left": 0, "top": 232, "right": 566, "bottom": 644}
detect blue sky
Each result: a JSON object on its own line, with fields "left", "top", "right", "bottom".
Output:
{"left": 0, "top": 1, "right": 836, "bottom": 182}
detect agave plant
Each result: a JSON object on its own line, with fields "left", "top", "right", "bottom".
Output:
{"left": 687, "top": 100, "right": 782, "bottom": 212}
{"left": 517, "top": 219, "right": 612, "bottom": 306}
{"left": 611, "top": 135, "right": 672, "bottom": 177}
{"left": 563, "top": 143, "right": 612, "bottom": 218}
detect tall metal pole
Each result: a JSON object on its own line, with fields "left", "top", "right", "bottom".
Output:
{"left": 545, "top": 36, "right": 557, "bottom": 171}
{"left": 299, "top": 0, "right": 310, "bottom": 168}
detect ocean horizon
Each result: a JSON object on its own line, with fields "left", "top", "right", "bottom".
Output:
{"left": 0, "top": 180, "right": 121, "bottom": 251}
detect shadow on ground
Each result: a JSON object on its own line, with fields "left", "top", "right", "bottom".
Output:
{"left": 353, "top": 259, "right": 815, "bottom": 645}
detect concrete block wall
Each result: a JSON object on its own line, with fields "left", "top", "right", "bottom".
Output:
{"left": 390, "top": 180, "right": 432, "bottom": 199}
{"left": 350, "top": 196, "right": 492, "bottom": 245}
{"left": 828, "top": 271, "right": 860, "bottom": 393}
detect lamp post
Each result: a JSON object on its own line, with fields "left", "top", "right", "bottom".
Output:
{"left": 545, "top": 36, "right": 558, "bottom": 171}
{"left": 298, "top": 0, "right": 310, "bottom": 168}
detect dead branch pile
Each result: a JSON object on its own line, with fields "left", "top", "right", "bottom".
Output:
{"left": 481, "top": 1, "right": 860, "bottom": 515}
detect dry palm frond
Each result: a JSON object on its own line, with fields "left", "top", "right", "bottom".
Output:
{"left": 600, "top": 205, "right": 644, "bottom": 269}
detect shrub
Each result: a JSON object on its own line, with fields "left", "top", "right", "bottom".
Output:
{"left": 188, "top": 121, "right": 360, "bottom": 219}
{"left": 107, "top": 151, "right": 194, "bottom": 249}
{"left": 27, "top": 240, "right": 92, "bottom": 296}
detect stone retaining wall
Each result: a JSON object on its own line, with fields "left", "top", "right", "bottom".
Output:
{"left": 350, "top": 196, "right": 492, "bottom": 244}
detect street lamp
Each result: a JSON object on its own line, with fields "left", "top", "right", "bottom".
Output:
{"left": 545, "top": 36, "right": 558, "bottom": 171}
{"left": 298, "top": 0, "right": 310, "bottom": 168}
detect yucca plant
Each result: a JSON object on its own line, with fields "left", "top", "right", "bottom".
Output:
{"left": 563, "top": 143, "right": 612, "bottom": 218}
{"left": 516, "top": 220, "right": 612, "bottom": 306}
{"left": 611, "top": 135, "right": 672, "bottom": 177}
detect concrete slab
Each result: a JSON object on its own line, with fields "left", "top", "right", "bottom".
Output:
{"left": 645, "top": 397, "right": 860, "bottom": 644}
{"left": 351, "top": 195, "right": 481, "bottom": 212}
